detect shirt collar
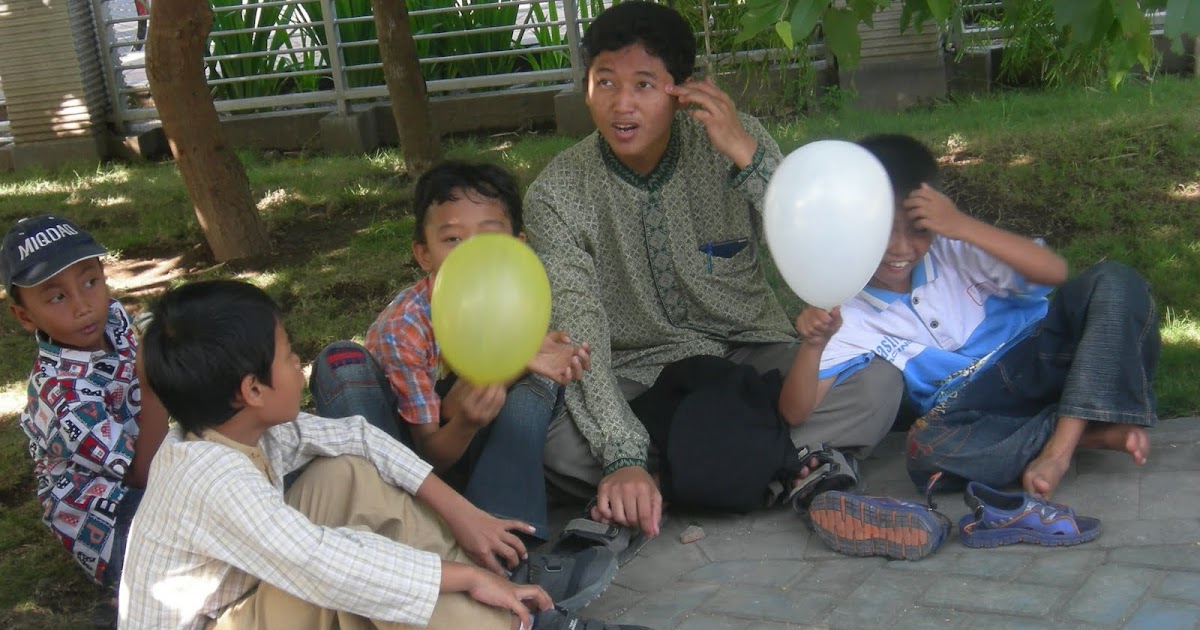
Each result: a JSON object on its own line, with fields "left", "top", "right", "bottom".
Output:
{"left": 190, "top": 427, "right": 276, "bottom": 485}
{"left": 857, "top": 251, "right": 939, "bottom": 312}
{"left": 598, "top": 115, "right": 682, "bottom": 192}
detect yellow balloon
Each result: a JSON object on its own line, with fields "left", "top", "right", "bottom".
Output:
{"left": 430, "top": 233, "right": 551, "bottom": 385}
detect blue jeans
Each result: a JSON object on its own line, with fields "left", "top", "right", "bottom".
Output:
{"left": 102, "top": 486, "right": 144, "bottom": 591}
{"left": 906, "top": 261, "right": 1159, "bottom": 490}
{"left": 309, "top": 341, "right": 560, "bottom": 542}
{"left": 309, "top": 341, "right": 411, "bottom": 446}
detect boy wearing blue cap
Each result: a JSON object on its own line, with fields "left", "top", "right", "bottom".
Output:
{"left": 1, "top": 215, "right": 168, "bottom": 591}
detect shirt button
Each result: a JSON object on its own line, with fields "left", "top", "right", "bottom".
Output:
{"left": 930, "top": 320, "right": 940, "bottom": 329}
{"left": 912, "top": 296, "right": 920, "bottom": 305}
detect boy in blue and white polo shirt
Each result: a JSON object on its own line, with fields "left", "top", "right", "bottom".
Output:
{"left": 796, "top": 134, "right": 1158, "bottom": 500}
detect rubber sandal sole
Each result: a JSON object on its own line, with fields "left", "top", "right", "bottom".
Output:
{"left": 808, "top": 492, "right": 944, "bottom": 561}
{"left": 957, "top": 513, "right": 1101, "bottom": 548}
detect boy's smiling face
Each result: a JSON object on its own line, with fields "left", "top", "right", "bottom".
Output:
{"left": 868, "top": 204, "right": 934, "bottom": 294}
{"left": 10, "top": 257, "right": 110, "bottom": 351}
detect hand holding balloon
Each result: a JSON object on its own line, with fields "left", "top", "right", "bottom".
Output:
{"left": 431, "top": 234, "right": 552, "bottom": 385}
{"left": 443, "top": 380, "right": 508, "bottom": 428}
{"left": 795, "top": 306, "right": 842, "bottom": 348}
{"left": 763, "top": 140, "right": 894, "bottom": 309}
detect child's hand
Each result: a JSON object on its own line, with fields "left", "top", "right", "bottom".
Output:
{"left": 465, "top": 566, "right": 552, "bottom": 628}
{"left": 445, "top": 380, "right": 507, "bottom": 428}
{"left": 903, "top": 183, "right": 971, "bottom": 239}
{"left": 450, "top": 509, "right": 535, "bottom": 575}
{"left": 795, "top": 306, "right": 842, "bottom": 348}
{"left": 528, "top": 331, "right": 591, "bottom": 385}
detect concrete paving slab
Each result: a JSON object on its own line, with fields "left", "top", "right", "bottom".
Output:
{"left": 581, "top": 418, "right": 1200, "bottom": 629}
{"left": 1062, "top": 563, "right": 1160, "bottom": 626}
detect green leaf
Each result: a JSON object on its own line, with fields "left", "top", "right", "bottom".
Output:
{"left": 1053, "top": 0, "right": 1112, "bottom": 46}
{"left": 790, "top": 0, "right": 830, "bottom": 42}
{"left": 847, "top": 0, "right": 878, "bottom": 23}
{"left": 736, "top": 7, "right": 783, "bottom": 43}
{"left": 823, "top": 7, "right": 863, "bottom": 70}
{"left": 776, "top": 20, "right": 795, "bottom": 49}
{"left": 926, "top": 0, "right": 954, "bottom": 23}
{"left": 1110, "top": 0, "right": 1145, "bottom": 37}
{"left": 1165, "top": 0, "right": 1200, "bottom": 41}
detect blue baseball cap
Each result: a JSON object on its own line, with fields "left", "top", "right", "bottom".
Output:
{"left": 1, "top": 215, "right": 108, "bottom": 295}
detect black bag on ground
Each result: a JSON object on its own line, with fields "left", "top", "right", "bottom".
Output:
{"left": 629, "top": 355, "right": 806, "bottom": 513}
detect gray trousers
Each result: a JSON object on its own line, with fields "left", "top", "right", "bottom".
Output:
{"left": 544, "top": 343, "right": 903, "bottom": 497}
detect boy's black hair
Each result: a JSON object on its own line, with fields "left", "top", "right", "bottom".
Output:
{"left": 8, "top": 286, "right": 22, "bottom": 306}
{"left": 582, "top": 0, "right": 696, "bottom": 85}
{"left": 857, "top": 133, "right": 942, "bottom": 199}
{"left": 412, "top": 161, "right": 523, "bottom": 244}
{"left": 141, "top": 280, "right": 281, "bottom": 434}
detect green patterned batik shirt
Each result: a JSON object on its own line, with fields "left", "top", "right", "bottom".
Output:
{"left": 525, "top": 111, "right": 797, "bottom": 474}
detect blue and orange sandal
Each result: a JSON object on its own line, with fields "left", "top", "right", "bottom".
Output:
{"left": 807, "top": 491, "right": 951, "bottom": 561}
{"left": 958, "top": 481, "right": 1101, "bottom": 548}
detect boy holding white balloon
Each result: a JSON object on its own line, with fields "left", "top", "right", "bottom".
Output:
{"left": 312, "top": 161, "right": 593, "bottom": 552}
{"left": 807, "top": 134, "right": 1158, "bottom": 508}
{"left": 524, "top": 0, "right": 903, "bottom": 543}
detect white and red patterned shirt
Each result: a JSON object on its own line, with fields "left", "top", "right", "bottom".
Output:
{"left": 20, "top": 299, "right": 142, "bottom": 583}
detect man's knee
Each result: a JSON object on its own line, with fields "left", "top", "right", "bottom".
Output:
{"left": 846, "top": 360, "right": 904, "bottom": 431}
{"left": 543, "top": 410, "right": 603, "bottom": 494}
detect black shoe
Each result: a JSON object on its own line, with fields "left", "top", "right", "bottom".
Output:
{"left": 510, "top": 546, "right": 618, "bottom": 611}
{"left": 532, "top": 605, "right": 654, "bottom": 630}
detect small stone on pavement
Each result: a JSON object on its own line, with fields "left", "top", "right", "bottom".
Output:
{"left": 680, "top": 525, "right": 706, "bottom": 544}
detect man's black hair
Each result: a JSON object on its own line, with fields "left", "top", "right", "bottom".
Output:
{"left": 412, "top": 161, "right": 523, "bottom": 244}
{"left": 8, "top": 286, "right": 22, "bottom": 306}
{"left": 141, "top": 280, "right": 281, "bottom": 434}
{"left": 582, "top": 1, "right": 696, "bottom": 85}
{"left": 857, "top": 133, "right": 942, "bottom": 199}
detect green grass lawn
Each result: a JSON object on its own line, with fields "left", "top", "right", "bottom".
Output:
{"left": 1, "top": 76, "right": 1198, "bottom": 627}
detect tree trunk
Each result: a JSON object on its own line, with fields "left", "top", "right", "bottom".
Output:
{"left": 371, "top": 0, "right": 443, "bottom": 174}
{"left": 145, "top": 0, "right": 271, "bottom": 261}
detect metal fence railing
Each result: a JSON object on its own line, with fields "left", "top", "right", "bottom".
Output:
{"left": 956, "top": 1, "right": 1168, "bottom": 51}
{"left": 89, "top": 0, "right": 818, "bottom": 133}
{"left": 0, "top": 76, "right": 10, "bottom": 144}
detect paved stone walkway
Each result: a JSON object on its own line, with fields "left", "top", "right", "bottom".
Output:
{"left": 577, "top": 417, "right": 1200, "bottom": 630}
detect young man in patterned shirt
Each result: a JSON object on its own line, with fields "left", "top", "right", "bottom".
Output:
{"left": 1, "top": 215, "right": 168, "bottom": 592}
{"left": 524, "top": 1, "right": 904, "bottom": 539}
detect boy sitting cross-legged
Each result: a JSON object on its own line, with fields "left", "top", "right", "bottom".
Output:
{"left": 311, "top": 160, "right": 592, "bottom": 549}
{"left": 2, "top": 215, "right": 168, "bottom": 592}
{"left": 119, "top": 279, "right": 648, "bottom": 630}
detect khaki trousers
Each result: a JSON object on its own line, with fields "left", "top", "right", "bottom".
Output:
{"left": 209, "top": 456, "right": 511, "bottom": 630}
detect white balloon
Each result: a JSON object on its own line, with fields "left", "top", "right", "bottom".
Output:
{"left": 764, "top": 140, "right": 894, "bottom": 310}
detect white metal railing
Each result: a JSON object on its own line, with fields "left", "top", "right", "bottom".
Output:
{"left": 956, "top": 1, "right": 1167, "bottom": 50}
{"left": 90, "top": 0, "right": 812, "bottom": 131}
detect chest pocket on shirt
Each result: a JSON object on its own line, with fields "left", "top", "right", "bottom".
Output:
{"left": 699, "top": 238, "right": 755, "bottom": 276}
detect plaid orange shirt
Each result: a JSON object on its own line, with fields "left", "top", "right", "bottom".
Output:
{"left": 365, "top": 276, "right": 443, "bottom": 425}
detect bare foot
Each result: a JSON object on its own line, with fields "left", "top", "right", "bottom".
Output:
{"left": 1022, "top": 452, "right": 1072, "bottom": 499}
{"left": 1079, "top": 423, "right": 1150, "bottom": 465}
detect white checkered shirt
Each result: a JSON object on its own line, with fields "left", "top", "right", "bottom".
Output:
{"left": 118, "top": 413, "right": 438, "bottom": 629}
